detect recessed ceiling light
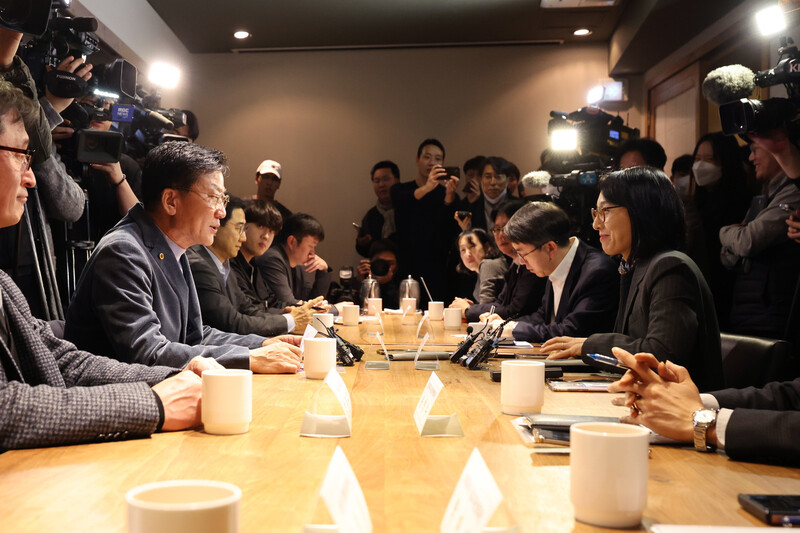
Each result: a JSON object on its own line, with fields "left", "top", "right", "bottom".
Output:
{"left": 234, "top": 30, "right": 251, "bottom": 39}
{"left": 574, "top": 28, "right": 592, "bottom": 36}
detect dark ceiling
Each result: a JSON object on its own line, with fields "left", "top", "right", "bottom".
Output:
{"left": 145, "top": 0, "right": 630, "bottom": 53}
{"left": 145, "top": 0, "right": 749, "bottom": 74}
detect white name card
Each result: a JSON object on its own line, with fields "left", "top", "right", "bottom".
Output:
{"left": 324, "top": 366, "right": 352, "bottom": 430}
{"left": 319, "top": 446, "right": 372, "bottom": 533}
{"left": 414, "top": 371, "right": 443, "bottom": 433}
{"left": 441, "top": 448, "right": 504, "bottom": 533}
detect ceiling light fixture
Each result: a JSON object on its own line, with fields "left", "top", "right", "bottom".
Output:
{"left": 234, "top": 30, "right": 251, "bottom": 39}
{"left": 573, "top": 28, "right": 592, "bottom": 36}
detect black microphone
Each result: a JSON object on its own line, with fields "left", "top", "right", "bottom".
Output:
{"left": 702, "top": 64, "right": 756, "bottom": 105}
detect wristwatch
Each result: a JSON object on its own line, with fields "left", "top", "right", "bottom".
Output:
{"left": 692, "top": 408, "right": 718, "bottom": 452}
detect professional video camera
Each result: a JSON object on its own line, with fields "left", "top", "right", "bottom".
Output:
{"left": 705, "top": 37, "right": 800, "bottom": 139}
{"left": 545, "top": 106, "right": 639, "bottom": 242}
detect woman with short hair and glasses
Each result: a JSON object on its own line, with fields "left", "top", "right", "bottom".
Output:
{"left": 542, "top": 166, "right": 725, "bottom": 392}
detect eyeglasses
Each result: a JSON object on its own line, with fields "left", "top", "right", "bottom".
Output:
{"left": 591, "top": 205, "right": 624, "bottom": 223}
{"left": 491, "top": 225, "right": 506, "bottom": 236}
{"left": 232, "top": 222, "right": 246, "bottom": 236}
{"left": 0, "top": 144, "right": 34, "bottom": 172}
{"left": 515, "top": 245, "right": 539, "bottom": 262}
{"left": 174, "top": 187, "right": 230, "bottom": 209}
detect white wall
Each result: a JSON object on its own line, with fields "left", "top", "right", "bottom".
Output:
{"left": 188, "top": 43, "right": 642, "bottom": 273}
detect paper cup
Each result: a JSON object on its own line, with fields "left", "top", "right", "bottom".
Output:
{"left": 127, "top": 479, "right": 240, "bottom": 533}
{"left": 304, "top": 337, "right": 337, "bottom": 379}
{"left": 342, "top": 304, "right": 360, "bottom": 326}
{"left": 367, "top": 297, "right": 382, "bottom": 316}
{"left": 427, "top": 301, "right": 444, "bottom": 321}
{"left": 202, "top": 369, "right": 252, "bottom": 435}
{"left": 500, "top": 360, "right": 544, "bottom": 415}
{"left": 570, "top": 422, "right": 650, "bottom": 528}
{"left": 312, "top": 313, "right": 334, "bottom": 333}
{"left": 443, "top": 308, "right": 462, "bottom": 330}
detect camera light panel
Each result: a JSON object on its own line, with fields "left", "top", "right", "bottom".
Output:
{"left": 551, "top": 128, "right": 579, "bottom": 151}
{"left": 756, "top": 5, "right": 786, "bottom": 36}
{"left": 148, "top": 62, "right": 181, "bottom": 89}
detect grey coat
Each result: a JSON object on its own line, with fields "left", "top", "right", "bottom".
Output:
{"left": 65, "top": 204, "right": 265, "bottom": 369}
{"left": 0, "top": 271, "right": 174, "bottom": 450}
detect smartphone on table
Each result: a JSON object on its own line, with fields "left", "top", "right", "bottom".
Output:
{"left": 739, "top": 494, "right": 800, "bottom": 525}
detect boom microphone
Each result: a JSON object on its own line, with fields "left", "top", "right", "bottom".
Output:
{"left": 702, "top": 64, "right": 756, "bottom": 105}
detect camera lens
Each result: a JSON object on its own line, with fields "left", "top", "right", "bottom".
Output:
{"left": 370, "top": 258, "right": 390, "bottom": 277}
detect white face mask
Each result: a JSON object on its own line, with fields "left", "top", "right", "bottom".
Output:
{"left": 692, "top": 160, "right": 722, "bottom": 187}
{"left": 673, "top": 174, "right": 691, "bottom": 195}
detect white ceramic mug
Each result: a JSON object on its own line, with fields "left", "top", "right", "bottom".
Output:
{"left": 570, "top": 422, "right": 650, "bottom": 528}
{"left": 427, "top": 301, "right": 444, "bottom": 321}
{"left": 342, "top": 304, "right": 360, "bottom": 326}
{"left": 401, "top": 297, "right": 417, "bottom": 314}
{"left": 201, "top": 369, "right": 252, "bottom": 435}
{"left": 500, "top": 360, "right": 544, "bottom": 415}
{"left": 127, "top": 479, "right": 241, "bottom": 533}
{"left": 304, "top": 337, "right": 337, "bottom": 379}
{"left": 367, "top": 297, "right": 382, "bottom": 316}
{"left": 312, "top": 313, "right": 334, "bottom": 333}
{"left": 443, "top": 308, "right": 462, "bottom": 330}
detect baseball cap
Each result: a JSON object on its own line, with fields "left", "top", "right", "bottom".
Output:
{"left": 256, "top": 160, "right": 282, "bottom": 180}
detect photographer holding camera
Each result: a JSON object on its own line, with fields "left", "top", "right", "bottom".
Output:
{"left": 355, "top": 239, "right": 399, "bottom": 309}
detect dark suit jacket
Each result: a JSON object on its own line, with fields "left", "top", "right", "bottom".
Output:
{"left": 65, "top": 204, "right": 265, "bottom": 369}
{"left": 583, "top": 251, "right": 724, "bottom": 392}
{"left": 254, "top": 245, "right": 332, "bottom": 307}
{"left": 229, "top": 252, "right": 284, "bottom": 312}
{"left": 712, "top": 379, "right": 800, "bottom": 465}
{"left": 0, "top": 271, "right": 175, "bottom": 450}
{"left": 466, "top": 262, "right": 547, "bottom": 321}
{"left": 512, "top": 240, "right": 619, "bottom": 342}
{"left": 187, "top": 247, "right": 289, "bottom": 337}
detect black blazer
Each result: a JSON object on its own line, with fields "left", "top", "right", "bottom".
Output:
{"left": 187, "top": 246, "right": 290, "bottom": 337}
{"left": 582, "top": 251, "right": 724, "bottom": 392}
{"left": 712, "top": 379, "right": 800, "bottom": 465}
{"left": 512, "top": 240, "right": 619, "bottom": 342}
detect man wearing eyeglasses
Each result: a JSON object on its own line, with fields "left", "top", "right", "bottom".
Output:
{"left": 486, "top": 201, "right": 618, "bottom": 342}
{"left": 0, "top": 78, "right": 226, "bottom": 449}
{"left": 187, "top": 195, "right": 315, "bottom": 336}
{"left": 64, "top": 142, "right": 302, "bottom": 374}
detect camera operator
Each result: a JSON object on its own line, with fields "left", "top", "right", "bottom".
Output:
{"left": 355, "top": 239, "right": 400, "bottom": 309}
{"left": 0, "top": 28, "right": 86, "bottom": 318}
{"left": 56, "top": 94, "right": 141, "bottom": 244}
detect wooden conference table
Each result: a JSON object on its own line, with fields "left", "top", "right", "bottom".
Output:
{"left": 1, "top": 315, "right": 799, "bottom": 532}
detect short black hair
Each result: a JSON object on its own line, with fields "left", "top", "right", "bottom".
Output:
{"left": 244, "top": 199, "right": 283, "bottom": 232}
{"left": 500, "top": 160, "right": 520, "bottom": 181}
{"left": 671, "top": 154, "right": 693, "bottom": 175}
{"left": 276, "top": 213, "right": 325, "bottom": 245}
{"left": 616, "top": 138, "right": 667, "bottom": 170}
{"left": 455, "top": 228, "right": 503, "bottom": 275}
{"left": 463, "top": 155, "right": 486, "bottom": 174}
{"left": 182, "top": 109, "right": 199, "bottom": 141}
{"left": 504, "top": 201, "right": 571, "bottom": 247}
{"left": 598, "top": 166, "right": 686, "bottom": 261}
{"left": 482, "top": 156, "right": 508, "bottom": 176}
{"left": 417, "top": 138, "right": 445, "bottom": 159}
{"left": 141, "top": 142, "right": 228, "bottom": 211}
{"left": 491, "top": 199, "right": 528, "bottom": 222}
{"left": 368, "top": 239, "right": 398, "bottom": 259}
{"left": 220, "top": 195, "right": 245, "bottom": 226}
{"left": 370, "top": 160, "right": 399, "bottom": 180}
